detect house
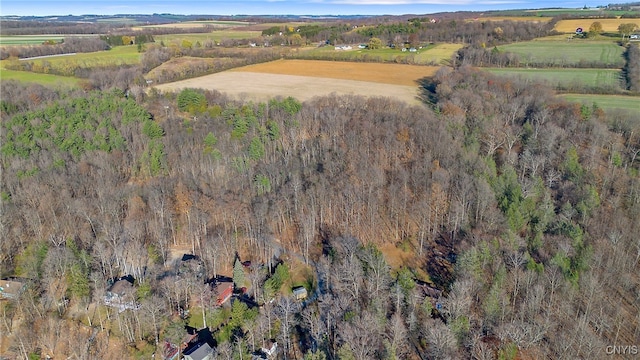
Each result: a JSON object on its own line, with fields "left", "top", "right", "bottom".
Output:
{"left": 183, "top": 342, "right": 214, "bottom": 360}
{"left": 212, "top": 281, "right": 234, "bottom": 306}
{"left": 415, "top": 280, "right": 442, "bottom": 309}
{"left": 292, "top": 286, "right": 308, "bottom": 300}
{"left": 261, "top": 340, "right": 277, "bottom": 357}
{"left": 180, "top": 254, "right": 205, "bottom": 278}
{"left": 0, "top": 278, "right": 26, "bottom": 300}
{"left": 104, "top": 275, "right": 138, "bottom": 311}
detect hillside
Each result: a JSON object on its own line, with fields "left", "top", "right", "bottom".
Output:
{"left": 1, "top": 8, "right": 640, "bottom": 360}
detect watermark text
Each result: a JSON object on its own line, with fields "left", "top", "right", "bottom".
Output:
{"left": 606, "top": 345, "right": 638, "bottom": 356}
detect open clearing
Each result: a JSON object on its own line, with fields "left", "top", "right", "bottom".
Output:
{"left": 155, "top": 30, "right": 263, "bottom": 43}
{"left": 497, "top": 40, "right": 625, "bottom": 66}
{"left": 133, "top": 20, "right": 252, "bottom": 31}
{"left": 475, "top": 16, "right": 552, "bottom": 22}
{"left": 0, "top": 34, "right": 97, "bottom": 46}
{"left": 486, "top": 68, "right": 622, "bottom": 89}
{"left": 555, "top": 18, "right": 640, "bottom": 33}
{"left": 560, "top": 93, "right": 640, "bottom": 112}
{"left": 232, "top": 60, "right": 439, "bottom": 86}
{"left": 296, "top": 43, "right": 461, "bottom": 65}
{"left": 0, "top": 68, "right": 80, "bottom": 87}
{"left": 154, "top": 60, "right": 439, "bottom": 105}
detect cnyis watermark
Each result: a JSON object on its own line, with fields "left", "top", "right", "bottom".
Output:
{"left": 605, "top": 345, "right": 638, "bottom": 355}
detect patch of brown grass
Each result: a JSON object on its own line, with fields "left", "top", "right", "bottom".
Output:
{"left": 233, "top": 59, "right": 439, "bottom": 86}
{"left": 555, "top": 18, "right": 640, "bottom": 32}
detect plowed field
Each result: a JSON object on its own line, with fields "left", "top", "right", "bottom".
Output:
{"left": 153, "top": 60, "right": 439, "bottom": 105}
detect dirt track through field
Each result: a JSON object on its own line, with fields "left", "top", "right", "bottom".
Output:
{"left": 153, "top": 60, "right": 439, "bottom": 105}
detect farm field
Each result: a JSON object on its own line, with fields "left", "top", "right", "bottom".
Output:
{"left": 560, "top": 93, "right": 640, "bottom": 112}
{"left": 2, "top": 45, "right": 142, "bottom": 76}
{"left": 295, "top": 43, "right": 462, "bottom": 65}
{"left": 0, "top": 34, "right": 97, "bottom": 46}
{"left": 497, "top": 40, "right": 625, "bottom": 66}
{"left": 133, "top": 20, "right": 253, "bottom": 30}
{"left": 486, "top": 68, "right": 622, "bottom": 89}
{"left": 155, "top": 30, "right": 263, "bottom": 44}
{"left": 231, "top": 59, "right": 439, "bottom": 86}
{"left": 0, "top": 68, "right": 80, "bottom": 87}
{"left": 554, "top": 18, "right": 640, "bottom": 33}
{"left": 153, "top": 60, "right": 440, "bottom": 105}
{"left": 475, "top": 16, "right": 552, "bottom": 22}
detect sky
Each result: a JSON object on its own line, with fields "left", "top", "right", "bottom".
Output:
{"left": 0, "top": 0, "right": 620, "bottom": 17}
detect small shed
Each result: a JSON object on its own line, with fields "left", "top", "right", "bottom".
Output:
{"left": 292, "top": 286, "right": 308, "bottom": 300}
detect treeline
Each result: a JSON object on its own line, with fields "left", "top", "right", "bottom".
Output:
{"left": 623, "top": 42, "right": 640, "bottom": 92}
{"left": 0, "top": 37, "right": 108, "bottom": 60}
{"left": 2, "top": 65, "right": 640, "bottom": 358}
{"left": 0, "top": 20, "right": 115, "bottom": 35}
{"left": 141, "top": 45, "right": 285, "bottom": 84}
{"left": 356, "top": 18, "right": 557, "bottom": 46}
{"left": 457, "top": 44, "right": 626, "bottom": 69}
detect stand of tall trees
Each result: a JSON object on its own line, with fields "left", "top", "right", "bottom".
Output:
{"left": 1, "top": 64, "right": 639, "bottom": 358}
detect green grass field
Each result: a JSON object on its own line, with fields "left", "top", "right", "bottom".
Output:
{"left": 295, "top": 43, "right": 461, "bottom": 65}
{"left": 23, "top": 45, "right": 141, "bottom": 69}
{"left": 486, "top": 68, "right": 623, "bottom": 89}
{"left": 1, "top": 45, "right": 141, "bottom": 77}
{"left": 560, "top": 94, "right": 640, "bottom": 112}
{"left": 497, "top": 40, "right": 625, "bottom": 67}
{"left": 0, "top": 34, "right": 100, "bottom": 46}
{"left": 155, "top": 30, "right": 263, "bottom": 44}
{"left": 0, "top": 68, "right": 80, "bottom": 87}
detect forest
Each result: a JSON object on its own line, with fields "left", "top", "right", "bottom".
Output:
{"left": 1, "top": 10, "right": 640, "bottom": 360}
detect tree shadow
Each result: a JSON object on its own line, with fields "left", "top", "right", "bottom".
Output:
{"left": 415, "top": 76, "right": 439, "bottom": 107}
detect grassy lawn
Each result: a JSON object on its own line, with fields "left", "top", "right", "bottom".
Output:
{"left": 560, "top": 93, "right": 640, "bottom": 112}
{"left": 0, "top": 68, "right": 80, "bottom": 87}
{"left": 486, "top": 68, "right": 623, "bottom": 89}
{"left": 497, "top": 40, "right": 625, "bottom": 66}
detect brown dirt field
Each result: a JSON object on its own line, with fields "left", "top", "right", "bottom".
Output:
{"left": 233, "top": 59, "right": 439, "bottom": 86}
{"left": 555, "top": 18, "right": 640, "bottom": 32}
{"left": 153, "top": 60, "right": 439, "bottom": 105}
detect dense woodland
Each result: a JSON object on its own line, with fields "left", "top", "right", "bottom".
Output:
{"left": 2, "top": 61, "right": 640, "bottom": 359}
{"left": 2, "top": 10, "right": 640, "bottom": 360}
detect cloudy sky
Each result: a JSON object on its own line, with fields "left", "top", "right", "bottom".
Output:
{"left": 1, "top": 0, "right": 613, "bottom": 16}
